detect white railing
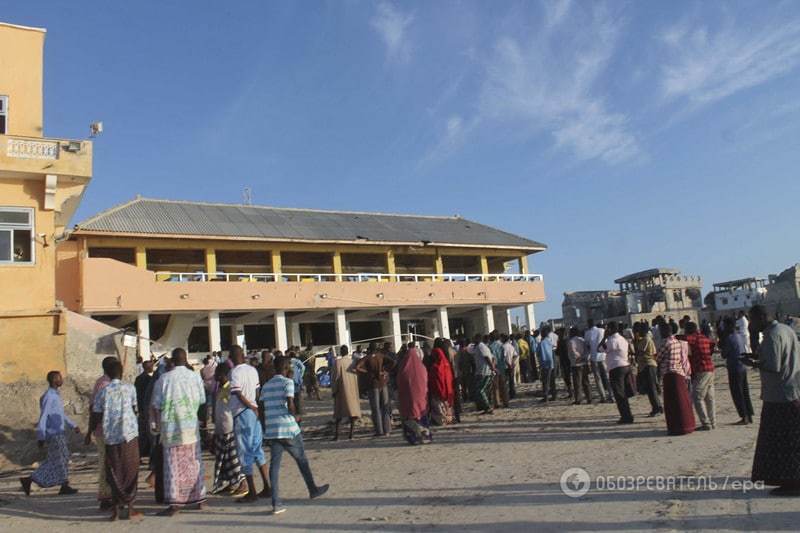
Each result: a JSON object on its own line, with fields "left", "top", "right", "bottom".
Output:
{"left": 154, "top": 271, "right": 544, "bottom": 283}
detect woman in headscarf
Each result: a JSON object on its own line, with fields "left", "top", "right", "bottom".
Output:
{"left": 656, "top": 322, "right": 695, "bottom": 435}
{"left": 396, "top": 344, "right": 432, "bottom": 444}
{"left": 428, "top": 338, "right": 455, "bottom": 426}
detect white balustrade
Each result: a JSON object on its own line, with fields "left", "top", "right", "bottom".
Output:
{"left": 154, "top": 271, "right": 544, "bottom": 283}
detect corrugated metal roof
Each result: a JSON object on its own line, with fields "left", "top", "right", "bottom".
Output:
{"left": 74, "top": 197, "right": 547, "bottom": 251}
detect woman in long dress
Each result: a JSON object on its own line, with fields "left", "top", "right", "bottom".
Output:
{"left": 396, "top": 346, "right": 432, "bottom": 444}
{"left": 332, "top": 345, "right": 362, "bottom": 440}
{"left": 428, "top": 338, "right": 455, "bottom": 426}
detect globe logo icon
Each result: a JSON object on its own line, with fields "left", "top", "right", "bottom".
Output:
{"left": 560, "top": 467, "right": 590, "bottom": 498}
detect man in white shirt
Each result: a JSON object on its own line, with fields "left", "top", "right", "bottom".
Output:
{"left": 736, "top": 311, "right": 751, "bottom": 351}
{"left": 604, "top": 322, "right": 634, "bottom": 424}
{"left": 584, "top": 319, "right": 613, "bottom": 403}
{"left": 502, "top": 334, "right": 519, "bottom": 400}
{"left": 229, "top": 345, "right": 271, "bottom": 502}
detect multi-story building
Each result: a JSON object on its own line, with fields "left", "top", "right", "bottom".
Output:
{"left": 58, "top": 197, "right": 547, "bottom": 357}
{"left": 0, "top": 22, "right": 93, "bottom": 383}
{"left": 710, "top": 277, "right": 768, "bottom": 312}
{"left": 562, "top": 268, "right": 703, "bottom": 328}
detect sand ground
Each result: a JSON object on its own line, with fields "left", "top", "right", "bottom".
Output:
{"left": 1, "top": 369, "right": 798, "bottom": 532}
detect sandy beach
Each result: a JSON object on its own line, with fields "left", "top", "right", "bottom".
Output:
{"left": 1, "top": 369, "right": 797, "bottom": 532}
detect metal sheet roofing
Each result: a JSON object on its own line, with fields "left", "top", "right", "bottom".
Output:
{"left": 74, "top": 197, "right": 547, "bottom": 251}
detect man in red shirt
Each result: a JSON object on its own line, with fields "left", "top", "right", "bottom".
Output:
{"left": 685, "top": 322, "right": 716, "bottom": 430}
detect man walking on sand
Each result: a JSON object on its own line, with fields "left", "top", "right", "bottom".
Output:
{"left": 261, "top": 355, "right": 329, "bottom": 515}
{"left": 89, "top": 360, "right": 142, "bottom": 522}
{"left": 229, "top": 345, "right": 272, "bottom": 502}
{"left": 685, "top": 321, "right": 717, "bottom": 431}
{"left": 86, "top": 356, "right": 116, "bottom": 509}
{"left": 150, "top": 348, "right": 207, "bottom": 516}
{"left": 20, "top": 371, "right": 81, "bottom": 496}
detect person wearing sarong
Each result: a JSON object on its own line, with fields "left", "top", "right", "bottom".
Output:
{"left": 90, "top": 360, "right": 142, "bottom": 522}
{"left": 719, "top": 317, "right": 754, "bottom": 425}
{"left": 229, "top": 345, "right": 272, "bottom": 502}
{"left": 150, "top": 348, "right": 207, "bottom": 516}
{"left": 428, "top": 339, "right": 455, "bottom": 426}
{"left": 397, "top": 346, "right": 432, "bottom": 444}
{"left": 210, "top": 364, "right": 247, "bottom": 495}
{"left": 656, "top": 323, "right": 694, "bottom": 436}
{"left": 332, "top": 345, "right": 362, "bottom": 440}
{"left": 20, "top": 371, "right": 80, "bottom": 496}
{"left": 85, "top": 356, "right": 116, "bottom": 509}
{"left": 749, "top": 305, "right": 800, "bottom": 496}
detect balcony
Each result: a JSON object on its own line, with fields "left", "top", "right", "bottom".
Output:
{"left": 80, "top": 258, "right": 545, "bottom": 314}
{"left": 153, "top": 271, "right": 544, "bottom": 283}
{"left": 0, "top": 134, "right": 92, "bottom": 178}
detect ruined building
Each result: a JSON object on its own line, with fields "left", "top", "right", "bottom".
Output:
{"left": 562, "top": 268, "right": 703, "bottom": 328}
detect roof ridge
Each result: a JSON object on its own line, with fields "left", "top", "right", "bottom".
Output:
{"left": 130, "top": 196, "right": 460, "bottom": 221}
{"left": 73, "top": 196, "right": 145, "bottom": 228}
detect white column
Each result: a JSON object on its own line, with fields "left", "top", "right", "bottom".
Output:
{"left": 335, "top": 309, "right": 350, "bottom": 348}
{"left": 390, "top": 307, "right": 402, "bottom": 352}
{"left": 525, "top": 303, "right": 536, "bottom": 330}
{"left": 233, "top": 323, "right": 246, "bottom": 351}
{"left": 437, "top": 306, "right": 450, "bottom": 339}
{"left": 137, "top": 312, "right": 151, "bottom": 360}
{"left": 274, "top": 310, "right": 288, "bottom": 352}
{"left": 428, "top": 317, "right": 441, "bottom": 340}
{"left": 483, "top": 304, "right": 495, "bottom": 333}
{"left": 289, "top": 320, "right": 302, "bottom": 348}
{"left": 208, "top": 311, "right": 221, "bottom": 352}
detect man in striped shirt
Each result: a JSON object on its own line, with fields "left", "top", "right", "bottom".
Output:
{"left": 260, "top": 356, "right": 329, "bottom": 515}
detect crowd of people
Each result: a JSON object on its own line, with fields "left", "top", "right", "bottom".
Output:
{"left": 19, "top": 303, "right": 800, "bottom": 518}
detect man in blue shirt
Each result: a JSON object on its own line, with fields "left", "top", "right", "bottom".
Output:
{"left": 261, "top": 356, "right": 329, "bottom": 514}
{"left": 20, "top": 371, "right": 81, "bottom": 496}
{"left": 537, "top": 326, "right": 556, "bottom": 403}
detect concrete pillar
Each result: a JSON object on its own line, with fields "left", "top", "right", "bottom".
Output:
{"left": 332, "top": 251, "right": 343, "bottom": 282}
{"left": 232, "top": 323, "right": 246, "bottom": 351}
{"left": 428, "top": 317, "right": 441, "bottom": 340}
{"left": 390, "top": 307, "right": 402, "bottom": 352}
{"left": 137, "top": 312, "right": 151, "bottom": 359}
{"left": 135, "top": 247, "right": 147, "bottom": 270}
{"left": 208, "top": 311, "right": 221, "bottom": 352}
{"left": 437, "top": 306, "right": 450, "bottom": 339}
{"left": 525, "top": 303, "right": 536, "bottom": 330}
{"left": 274, "top": 310, "right": 288, "bottom": 351}
{"left": 335, "top": 309, "right": 350, "bottom": 348}
{"left": 289, "top": 320, "right": 302, "bottom": 348}
{"left": 271, "top": 250, "right": 282, "bottom": 281}
{"left": 483, "top": 304, "right": 495, "bottom": 333}
{"left": 518, "top": 255, "right": 529, "bottom": 275}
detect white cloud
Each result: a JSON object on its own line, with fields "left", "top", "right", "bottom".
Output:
{"left": 418, "top": 114, "right": 478, "bottom": 167}
{"left": 660, "top": 15, "right": 800, "bottom": 107}
{"left": 477, "top": 4, "right": 640, "bottom": 164}
{"left": 370, "top": 2, "right": 415, "bottom": 62}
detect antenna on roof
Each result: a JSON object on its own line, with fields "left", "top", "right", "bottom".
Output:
{"left": 242, "top": 187, "right": 252, "bottom": 205}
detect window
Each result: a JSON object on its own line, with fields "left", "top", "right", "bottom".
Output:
{"left": 0, "top": 207, "right": 34, "bottom": 264}
{"left": 0, "top": 96, "right": 7, "bottom": 134}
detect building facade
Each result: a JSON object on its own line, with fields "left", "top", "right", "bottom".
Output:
{"left": 59, "top": 198, "right": 546, "bottom": 357}
{"left": 562, "top": 268, "right": 702, "bottom": 328}
{"left": 0, "top": 22, "right": 93, "bottom": 383}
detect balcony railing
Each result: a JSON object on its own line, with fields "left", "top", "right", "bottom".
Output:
{"left": 153, "top": 271, "right": 544, "bottom": 283}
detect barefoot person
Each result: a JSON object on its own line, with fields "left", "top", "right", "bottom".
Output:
{"left": 229, "top": 345, "right": 272, "bottom": 502}
{"left": 89, "top": 360, "right": 142, "bottom": 521}
{"left": 150, "top": 348, "right": 207, "bottom": 516}
{"left": 748, "top": 305, "right": 800, "bottom": 496}
{"left": 20, "top": 371, "right": 81, "bottom": 496}
{"left": 262, "top": 355, "right": 329, "bottom": 515}
{"left": 332, "top": 345, "right": 361, "bottom": 440}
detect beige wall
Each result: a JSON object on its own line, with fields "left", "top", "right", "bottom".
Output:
{"left": 0, "top": 177, "right": 56, "bottom": 313}
{"left": 0, "top": 23, "right": 44, "bottom": 137}
{"left": 0, "top": 314, "right": 65, "bottom": 383}
{"left": 56, "top": 240, "right": 80, "bottom": 311}
{"left": 80, "top": 257, "right": 545, "bottom": 314}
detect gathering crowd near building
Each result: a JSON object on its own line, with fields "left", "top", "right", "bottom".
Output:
{"left": 3, "top": 18, "right": 800, "bottom": 524}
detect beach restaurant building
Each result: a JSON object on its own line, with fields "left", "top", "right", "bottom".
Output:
{"left": 57, "top": 197, "right": 547, "bottom": 357}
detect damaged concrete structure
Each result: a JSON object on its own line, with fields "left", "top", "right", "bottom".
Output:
{"left": 709, "top": 264, "right": 800, "bottom": 319}
{"left": 563, "top": 268, "right": 703, "bottom": 328}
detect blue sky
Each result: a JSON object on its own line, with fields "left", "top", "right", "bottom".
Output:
{"left": 5, "top": 0, "right": 800, "bottom": 321}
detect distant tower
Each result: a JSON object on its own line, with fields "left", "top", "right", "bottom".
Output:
{"left": 242, "top": 187, "right": 252, "bottom": 205}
